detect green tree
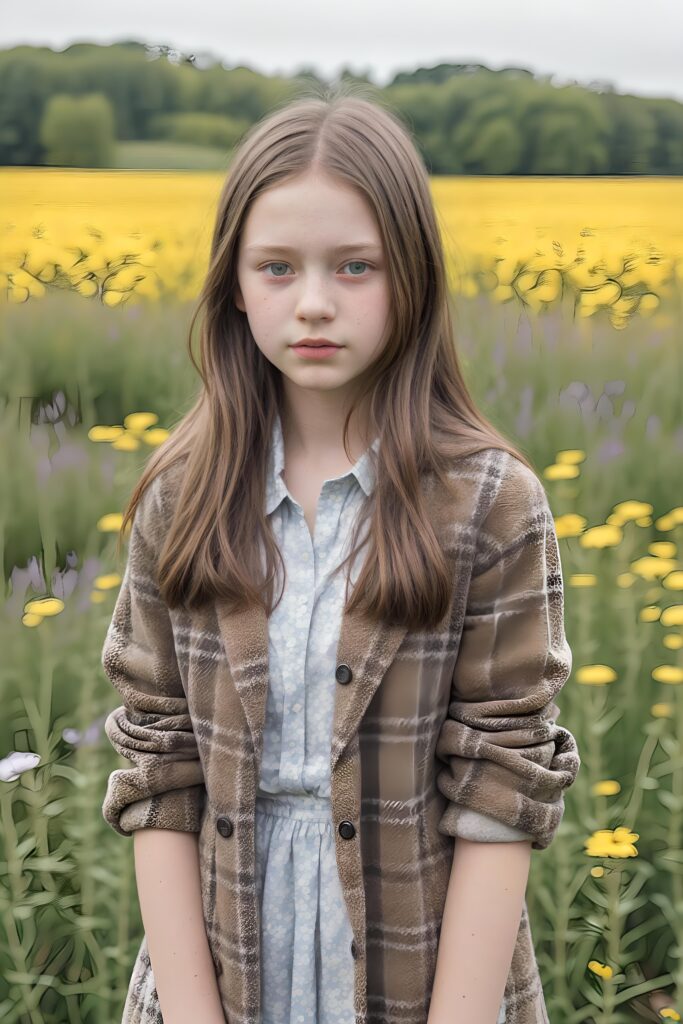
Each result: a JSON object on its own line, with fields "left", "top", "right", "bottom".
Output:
{"left": 148, "top": 111, "right": 250, "bottom": 148}
{"left": 39, "top": 92, "right": 115, "bottom": 167}
{"left": 1, "top": 42, "right": 681, "bottom": 173}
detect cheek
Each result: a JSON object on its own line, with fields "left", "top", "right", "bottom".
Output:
{"left": 241, "top": 285, "right": 280, "bottom": 335}
{"left": 360, "top": 279, "right": 392, "bottom": 331}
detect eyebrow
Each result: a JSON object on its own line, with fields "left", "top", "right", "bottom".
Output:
{"left": 245, "top": 242, "right": 382, "bottom": 255}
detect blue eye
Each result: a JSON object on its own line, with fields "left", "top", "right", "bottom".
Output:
{"left": 260, "top": 260, "right": 372, "bottom": 277}
{"left": 263, "top": 262, "right": 290, "bottom": 277}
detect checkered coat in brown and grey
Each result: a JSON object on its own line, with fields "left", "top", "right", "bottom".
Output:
{"left": 101, "top": 446, "right": 580, "bottom": 1024}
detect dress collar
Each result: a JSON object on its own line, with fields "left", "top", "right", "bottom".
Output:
{"left": 264, "top": 408, "right": 380, "bottom": 515}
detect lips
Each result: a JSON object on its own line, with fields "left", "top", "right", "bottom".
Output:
{"left": 292, "top": 339, "right": 342, "bottom": 348}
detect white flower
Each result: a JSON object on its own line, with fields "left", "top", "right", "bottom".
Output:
{"left": 0, "top": 751, "right": 41, "bottom": 782}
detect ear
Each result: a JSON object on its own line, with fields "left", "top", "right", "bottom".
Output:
{"left": 234, "top": 286, "right": 245, "bottom": 312}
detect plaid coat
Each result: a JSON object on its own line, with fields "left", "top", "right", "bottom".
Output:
{"left": 101, "top": 445, "right": 581, "bottom": 1024}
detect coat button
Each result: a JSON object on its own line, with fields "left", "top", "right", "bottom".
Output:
{"left": 216, "top": 816, "right": 233, "bottom": 838}
{"left": 350, "top": 938, "right": 359, "bottom": 959}
{"left": 338, "top": 820, "right": 356, "bottom": 840}
{"left": 335, "top": 663, "right": 353, "bottom": 684}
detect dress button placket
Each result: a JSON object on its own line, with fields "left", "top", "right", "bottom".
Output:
{"left": 279, "top": 520, "right": 314, "bottom": 788}
{"left": 256, "top": 432, "right": 367, "bottom": 1023}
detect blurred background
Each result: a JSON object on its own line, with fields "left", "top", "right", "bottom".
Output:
{"left": 1, "top": 2, "right": 682, "bottom": 1022}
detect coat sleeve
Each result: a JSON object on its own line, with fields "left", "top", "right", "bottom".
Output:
{"left": 435, "top": 455, "right": 580, "bottom": 851}
{"left": 101, "top": 476, "right": 206, "bottom": 837}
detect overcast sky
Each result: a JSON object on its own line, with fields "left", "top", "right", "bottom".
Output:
{"left": 4, "top": 0, "right": 683, "bottom": 103}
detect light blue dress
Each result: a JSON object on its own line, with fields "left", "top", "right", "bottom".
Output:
{"left": 256, "top": 410, "right": 530, "bottom": 1024}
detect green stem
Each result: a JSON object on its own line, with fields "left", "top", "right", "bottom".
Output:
{"left": 670, "top": 684, "right": 683, "bottom": 999}
{"left": 0, "top": 788, "right": 44, "bottom": 1023}
{"left": 600, "top": 865, "right": 624, "bottom": 1023}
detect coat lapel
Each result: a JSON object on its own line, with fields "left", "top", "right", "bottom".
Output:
{"left": 214, "top": 598, "right": 270, "bottom": 769}
{"left": 330, "top": 607, "right": 408, "bottom": 773}
{"left": 214, "top": 592, "right": 409, "bottom": 779}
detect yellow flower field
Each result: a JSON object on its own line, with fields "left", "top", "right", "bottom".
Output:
{"left": 2, "top": 169, "right": 682, "bottom": 329}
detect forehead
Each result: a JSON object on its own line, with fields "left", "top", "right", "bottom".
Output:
{"left": 241, "top": 172, "right": 382, "bottom": 249}
{"left": 244, "top": 241, "right": 383, "bottom": 256}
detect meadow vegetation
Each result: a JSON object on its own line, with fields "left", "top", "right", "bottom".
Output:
{"left": 1, "top": 170, "right": 682, "bottom": 1023}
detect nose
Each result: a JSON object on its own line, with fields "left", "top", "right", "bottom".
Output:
{"left": 295, "top": 271, "right": 335, "bottom": 321}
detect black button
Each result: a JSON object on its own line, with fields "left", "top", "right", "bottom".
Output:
{"left": 350, "top": 938, "right": 359, "bottom": 959}
{"left": 338, "top": 820, "right": 356, "bottom": 840}
{"left": 335, "top": 663, "right": 353, "bottom": 685}
{"left": 216, "top": 816, "right": 233, "bottom": 838}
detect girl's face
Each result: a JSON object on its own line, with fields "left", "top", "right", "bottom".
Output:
{"left": 234, "top": 168, "right": 392, "bottom": 399}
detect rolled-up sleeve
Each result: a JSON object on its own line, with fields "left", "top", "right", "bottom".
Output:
{"left": 435, "top": 456, "right": 580, "bottom": 851}
{"left": 101, "top": 478, "right": 206, "bottom": 837}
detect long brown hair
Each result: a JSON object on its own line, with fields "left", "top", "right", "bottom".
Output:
{"left": 116, "top": 81, "right": 537, "bottom": 631}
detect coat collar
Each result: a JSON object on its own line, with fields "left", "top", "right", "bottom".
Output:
{"left": 215, "top": 412, "right": 426, "bottom": 780}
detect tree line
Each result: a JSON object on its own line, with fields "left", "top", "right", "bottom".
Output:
{"left": 2, "top": 41, "right": 682, "bottom": 174}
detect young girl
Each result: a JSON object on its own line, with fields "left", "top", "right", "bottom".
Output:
{"left": 101, "top": 86, "right": 580, "bottom": 1024}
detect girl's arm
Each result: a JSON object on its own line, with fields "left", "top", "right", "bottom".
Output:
{"left": 435, "top": 457, "right": 580, "bottom": 852}
{"left": 101, "top": 476, "right": 206, "bottom": 838}
{"left": 430, "top": 458, "right": 580, "bottom": 1018}
{"left": 133, "top": 829, "right": 226, "bottom": 1024}
{"left": 100, "top": 479, "right": 217, "bottom": 1015}
{"left": 427, "top": 837, "right": 532, "bottom": 1024}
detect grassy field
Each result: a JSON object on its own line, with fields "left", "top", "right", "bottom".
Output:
{"left": 1, "top": 170, "right": 683, "bottom": 1023}
{"left": 115, "top": 139, "right": 232, "bottom": 170}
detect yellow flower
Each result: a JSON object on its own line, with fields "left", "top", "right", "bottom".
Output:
{"left": 663, "top": 571, "right": 683, "bottom": 591}
{"left": 593, "top": 780, "right": 621, "bottom": 796}
{"left": 88, "top": 425, "right": 125, "bottom": 442}
{"left": 93, "top": 573, "right": 122, "bottom": 590}
{"left": 640, "top": 293, "right": 660, "bottom": 313}
{"left": 554, "top": 513, "right": 586, "bottom": 538}
{"left": 569, "top": 574, "right": 598, "bottom": 587}
{"left": 580, "top": 524, "right": 623, "bottom": 549}
{"left": 112, "top": 432, "right": 141, "bottom": 451}
{"left": 24, "top": 597, "right": 64, "bottom": 617}
{"left": 656, "top": 513, "right": 682, "bottom": 532}
{"left": 652, "top": 665, "right": 683, "bottom": 685}
{"left": 650, "top": 542, "right": 677, "bottom": 558}
{"left": 630, "top": 556, "right": 679, "bottom": 580}
{"left": 576, "top": 664, "right": 618, "bottom": 685}
{"left": 584, "top": 827, "right": 639, "bottom": 858}
{"left": 142, "top": 428, "right": 170, "bottom": 447}
{"left": 640, "top": 606, "right": 662, "bottom": 622}
{"left": 22, "top": 612, "right": 44, "bottom": 628}
{"left": 660, "top": 1010, "right": 681, "bottom": 1021}
{"left": 98, "top": 513, "right": 124, "bottom": 532}
{"left": 661, "top": 605, "right": 683, "bottom": 627}
{"left": 555, "top": 449, "right": 586, "bottom": 465}
{"left": 124, "top": 411, "right": 159, "bottom": 433}
{"left": 543, "top": 463, "right": 579, "bottom": 480}
{"left": 612, "top": 500, "right": 653, "bottom": 523}
{"left": 590, "top": 866, "right": 604, "bottom": 877}
{"left": 588, "top": 960, "right": 614, "bottom": 979}
{"left": 651, "top": 703, "right": 673, "bottom": 717}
